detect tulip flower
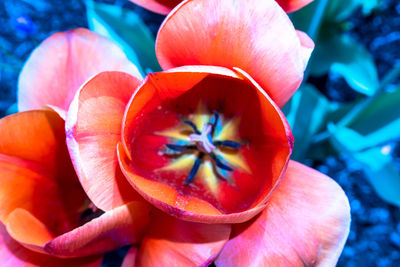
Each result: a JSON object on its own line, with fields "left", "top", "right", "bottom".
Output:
{"left": 18, "top": 28, "right": 142, "bottom": 118}
{"left": 0, "top": 109, "right": 152, "bottom": 265}
{"left": 5, "top": 0, "right": 350, "bottom": 265}
{"left": 129, "top": 0, "right": 313, "bottom": 15}
{"left": 0, "top": 29, "right": 148, "bottom": 264}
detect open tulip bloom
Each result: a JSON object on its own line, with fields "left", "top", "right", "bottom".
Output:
{"left": 0, "top": 0, "right": 350, "bottom": 266}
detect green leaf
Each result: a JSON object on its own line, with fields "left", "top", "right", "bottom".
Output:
{"left": 291, "top": 0, "right": 380, "bottom": 94}
{"left": 329, "top": 125, "right": 400, "bottom": 206}
{"left": 283, "top": 84, "right": 331, "bottom": 160}
{"left": 312, "top": 34, "right": 379, "bottom": 95}
{"left": 324, "top": 0, "right": 360, "bottom": 22}
{"left": 323, "top": 0, "right": 380, "bottom": 22}
{"left": 86, "top": 0, "right": 161, "bottom": 76}
{"left": 328, "top": 86, "right": 400, "bottom": 153}
{"left": 350, "top": 86, "right": 400, "bottom": 135}
{"left": 329, "top": 115, "right": 400, "bottom": 153}
{"left": 291, "top": 0, "right": 380, "bottom": 31}
{"left": 354, "top": 147, "right": 400, "bottom": 207}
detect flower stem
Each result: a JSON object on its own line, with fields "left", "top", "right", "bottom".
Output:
{"left": 307, "top": 0, "right": 329, "bottom": 40}
{"left": 303, "top": 0, "right": 329, "bottom": 82}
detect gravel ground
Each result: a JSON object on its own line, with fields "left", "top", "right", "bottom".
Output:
{"left": 0, "top": 0, "right": 399, "bottom": 266}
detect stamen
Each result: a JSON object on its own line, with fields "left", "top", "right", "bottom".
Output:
{"left": 214, "top": 140, "right": 242, "bottom": 149}
{"left": 210, "top": 110, "right": 219, "bottom": 137}
{"left": 184, "top": 120, "right": 201, "bottom": 134}
{"left": 186, "top": 153, "right": 204, "bottom": 184}
{"left": 160, "top": 111, "right": 244, "bottom": 186}
{"left": 210, "top": 153, "right": 233, "bottom": 171}
{"left": 166, "top": 144, "right": 196, "bottom": 152}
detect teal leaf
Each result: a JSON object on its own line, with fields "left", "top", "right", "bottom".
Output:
{"left": 291, "top": 0, "right": 380, "bottom": 94}
{"left": 328, "top": 86, "right": 400, "bottom": 152}
{"left": 329, "top": 115, "right": 400, "bottom": 153}
{"left": 354, "top": 147, "right": 400, "bottom": 207}
{"left": 350, "top": 86, "right": 400, "bottom": 135}
{"left": 86, "top": 0, "right": 161, "bottom": 76}
{"left": 312, "top": 34, "right": 379, "bottom": 95}
{"left": 330, "top": 37, "right": 379, "bottom": 95}
{"left": 283, "top": 84, "right": 331, "bottom": 160}
{"left": 329, "top": 125, "right": 400, "bottom": 206}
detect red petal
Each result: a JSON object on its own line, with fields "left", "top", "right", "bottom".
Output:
{"left": 215, "top": 160, "right": 351, "bottom": 266}
{"left": 156, "top": 0, "right": 313, "bottom": 107}
{"left": 118, "top": 66, "right": 292, "bottom": 223}
{"left": 129, "top": 0, "right": 313, "bottom": 14}
{"left": 129, "top": 0, "right": 182, "bottom": 15}
{"left": 0, "top": 224, "right": 102, "bottom": 267}
{"left": 44, "top": 201, "right": 152, "bottom": 257}
{"left": 276, "top": 0, "right": 313, "bottom": 12}
{"left": 18, "top": 28, "right": 141, "bottom": 113}
{"left": 136, "top": 211, "right": 231, "bottom": 266}
{"left": 66, "top": 71, "right": 143, "bottom": 211}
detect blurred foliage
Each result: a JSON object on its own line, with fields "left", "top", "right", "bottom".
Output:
{"left": 86, "top": 0, "right": 161, "bottom": 76}
{"left": 291, "top": 0, "right": 380, "bottom": 95}
{"left": 287, "top": 0, "right": 400, "bottom": 206}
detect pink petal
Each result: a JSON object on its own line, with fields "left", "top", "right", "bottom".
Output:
{"left": 136, "top": 211, "right": 231, "bottom": 266}
{"left": 156, "top": 0, "right": 313, "bottom": 107}
{"left": 215, "top": 160, "right": 350, "bottom": 266}
{"left": 122, "top": 246, "right": 138, "bottom": 267}
{"left": 66, "top": 71, "right": 143, "bottom": 211}
{"left": 18, "top": 28, "right": 141, "bottom": 114}
{"left": 0, "top": 224, "right": 102, "bottom": 267}
{"left": 44, "top": 201, "right": 152, "bottom": 257}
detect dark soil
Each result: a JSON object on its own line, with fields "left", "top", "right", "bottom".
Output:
{"left": 0, "top": 0, "right": 399, "bottom": 266}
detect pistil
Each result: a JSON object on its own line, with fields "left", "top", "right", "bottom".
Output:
{"left": 164, "top": 111, "right": 242, "bottom": 184}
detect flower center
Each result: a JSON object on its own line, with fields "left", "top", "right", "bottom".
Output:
{"left": 163, "top": 111, "right": 243, "bottom": 184}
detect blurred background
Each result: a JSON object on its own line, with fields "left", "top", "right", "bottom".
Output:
{"left": 0, "top": 0, "right": 399, "bottom": 266}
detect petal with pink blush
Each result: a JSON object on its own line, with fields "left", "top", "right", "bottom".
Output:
{"left": 0, "top": 224, "right": 102, "bottom": 267}
{"left": 136, "top": 211, "right": 231, "bottom": 267}
{"left": 296, "top": 30, "right": 315, "bottom": 67}
{"left": 18, "top": 28, "right": 142, "bottom": 114}
{"left": 156, "top": 0, "right": 313, "bottom": 107}
{"left": 122, "top": 246, "right": 138, "bottom": 267}
{"left": 215, "top": 160, "right": 350, "bottom": 267}
{"left": 66, "top": 71, "right": 143, "bottom": 211}
{"left": 44, "top": 201, "right": 152, "bottom": 258}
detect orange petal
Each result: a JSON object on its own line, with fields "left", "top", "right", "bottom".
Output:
{"left": 215, "top": 160, "right": 351, "bottom": 266}
{"left": 129, "top": 0, "right": 183, "bottom": 15}
{"left": 66, "top": 71, "right": 143, "bottom": 211}
{"left": 276, "top": 0, "right": 314, "bottom": 12}
{"left": 118, "top": 66, "right": 292, "bottom": 223}
{"left": 122, "top": 247, "right": 138, "bottom": 267}
{"left": 18, "top": 28, "right": 141, "bottom": 113}
{"left": 156, "top": 0, "right": 313, "bottom": 107}
{"left": 136, "top": 211, "right": 231, "bottom": 267}
{"left": 6, "top": 209, "right": 54, "bottom": 253}
{"left": 0, "top": 224, "right": 102, "bottom": 267}
{"left": 44, "top": 201, "right": 152, "bottom": 257}
{"left": 0, "top": 110, "right": 86, "bottom": 237}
